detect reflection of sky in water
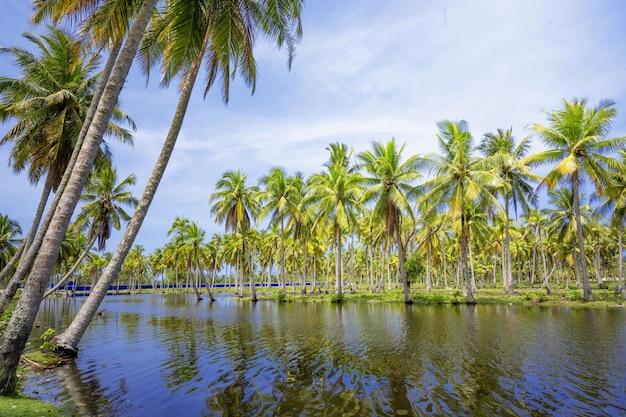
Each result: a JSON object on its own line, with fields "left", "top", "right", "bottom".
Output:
{"left": 26, "top": 295, "right": 626, "bottom": 417}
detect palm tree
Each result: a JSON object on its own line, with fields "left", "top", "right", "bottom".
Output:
{"left": 178, "top": 221, "right": 215, "bottom": 301}
{"left": 44, "top": 165, "right": 138, "bottom": 298}
{"left": 478, "top": 128, "right": 538, "bottom": 295}
{"left": 209, "top": 170, "right": 260, "bottom": 300}
{"left": 0, "top": 26, "right": 134, "bottom": 285}
{"left": 0, "top": 215, "right": 21, "bottom": 276}
{"left": 306, "top": 162, "right": 364, "bottom": 298}
{"left": 259, "top": 167, "right": 297, "bottom": 291}
{"left": 50, "top": 0, "right": 303, "bottom": 361}
{"left": 0, "top": 0, "right": 158, "bottom": 393}
{"left": 599, "top": 150, "right": 626, "bottom": 295}
{"left": 358, "top": 139, "right": 421, "bottom": 304}
{"left": 526, "top": 98, "right": 626, "bottom": 300}
{"left": 420, "top": 120, "right": 501, "bottom": 303}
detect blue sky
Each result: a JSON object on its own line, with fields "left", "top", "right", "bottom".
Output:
{"left": 1, "top": 0, "right": 626, "bottom": 253}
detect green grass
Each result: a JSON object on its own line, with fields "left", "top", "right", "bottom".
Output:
{"left": 0, "top": 394, "right": 72, "bottom": 417}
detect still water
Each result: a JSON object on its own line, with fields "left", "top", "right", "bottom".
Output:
{"left": 26, "top": 294, "right": 626, "bottom": 416}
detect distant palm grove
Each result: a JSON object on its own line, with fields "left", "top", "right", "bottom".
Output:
{"left": 0, "top": 0, "right": 625, "bottom": 398}
{"left": 3, "top": 99, "right": 626, "bottom": 307}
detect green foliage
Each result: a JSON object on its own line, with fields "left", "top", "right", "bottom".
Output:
{"left": 40, "top": 328, "right": 57, "bottom": 352}
{"left": 405, "top": 251, "right": 425, "bottom": 282}
{"left": 569, "top": 290, "right": 582, "bottom": 301}
{"left": 271, "top": 290, "right": 287, "bottom": 302}
{"left": 0, "top": 309, "right": 13, "bottom": 335}
{"left": 329, "top": 293, "right": 344, "bottom": 303}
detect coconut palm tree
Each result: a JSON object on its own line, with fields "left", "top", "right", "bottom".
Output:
{"left": 50, "top": 0, "right": 303, "bottom": 361}
{"left": 526, "top": 98, "right": 626, "bottom": 300}
{"left": 478, "top": 128, "right": 538, "bottom": 295}
{"left": 44, "top": 165, "right": 138, "bottom": 298}
{"left": 0, "top": 0, "right": 157, "bottom": 393}
{"left": 419, "top": 120, "right": 501, "bottom": 303}
{"left": 306, "top": 162, "right": 364, "bottom": 298}
{"left": 357, "top": 139, "right": 421, "bottom": 304}
{"left": 259, "top": 167, "right": 297, "bottom": 291}
{"left": 209, "top": 170, "right": 260, "bottom": 300}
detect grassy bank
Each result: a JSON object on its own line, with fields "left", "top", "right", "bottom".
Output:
{"left": 251, "top": 285, "right": 625, "bottom": 307}
{"left": 0, "top": 300, "right": 73, "bottom": 417}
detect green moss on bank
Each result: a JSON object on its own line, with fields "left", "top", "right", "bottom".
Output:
{"left": 0, "top": 394, "right": 71, "bottom": 417}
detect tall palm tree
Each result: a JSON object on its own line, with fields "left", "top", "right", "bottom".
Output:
{"left": 358, "top": 139, "right": 421, "bottom": 304}
{"left": 420, "top": 120, "right": 501, "bottom": 303}
{"left": 44, "top": 165, "right": 138, "bottom": 298}
{"left": 599, "top": 150, "right": 626, "bottom": 295}
{"left": 209, "top": 170, "right": 260, "bottom": 300}
{"left": 526, "top": 98, "right": 626, "bottom": 300}
{"left": 259, "top": 167, "right": 297, "bottom": 291}
{"left": 306, "top": 163, "right": 364, "bottom": 298}
{"left": 51, "top": 0, "right": 302, "bottom": 360}
{"left": 478, "top": 128, "right": 538, "bottom": 295}
{"left": 0, "top": 0, "right": 158, "bottom": 393}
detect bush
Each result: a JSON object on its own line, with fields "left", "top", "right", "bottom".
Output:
{"left": 537, "top": 291, "right": 548, "bottom": 303}
{"left": 272, "top": 290, "right": 287, "bottom": 302}
{"left": 569, "top": 290, "right": 582, "bottom": 301}
{"left": 329, "top": 293, "right": 343, "bottom": 303}
{"left": 40, "top": 328, "right": 57, "bottom": 352}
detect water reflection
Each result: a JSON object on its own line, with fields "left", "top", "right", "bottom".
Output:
{"left": 26, "top": 295, "right": 626, "bottom": 416}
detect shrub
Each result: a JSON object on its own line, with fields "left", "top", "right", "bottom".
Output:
{"left": 330, "top": 293, "right": 343, "bottom": 303}
{"left": 272, "top": 290, "right": 287, "bottom": 302}
{"left": 40, "top": 328, "right": 57, "bottom": 352}
{"left": 569, "top": 290, "right": 582, "bottom": 301}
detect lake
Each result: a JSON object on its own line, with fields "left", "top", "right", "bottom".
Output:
{"left": 25, "top": 294, "right": 626, "bottom": 416}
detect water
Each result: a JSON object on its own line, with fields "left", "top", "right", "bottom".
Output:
{"left": 25, "top": 294, "right": 626, "bottom": 416}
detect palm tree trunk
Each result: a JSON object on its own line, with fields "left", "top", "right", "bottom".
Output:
{"left": 280, "top": 216, "right": 286, "bottom": 291}
{"left": 615, "top": 225, "right": 624, "bottom": 297}
{"left": 462, "top": 214, "right": 475, "bottom": 304}
{"left": 0, "top": 1, "right": 156, "bottom": 391}
{"left": 335, "top": 224, "right": 343, "bottom": 297}
{"left": 52, "top": 19, "right": 209, "bottom": 357}
{"left": 396, "top": 224, "right": 411, "bottom": 304}
{"left": 572, "top": 174, "right": 592, "bottom": 300}
{"left": 503, "top": 202, "right": 514, "bottom": 295}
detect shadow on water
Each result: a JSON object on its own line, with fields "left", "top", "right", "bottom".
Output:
{"left": 25, "top": 294, "right": 626, "bottom": 417}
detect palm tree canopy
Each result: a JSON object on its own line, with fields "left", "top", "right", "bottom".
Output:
{"left": 358, "top": 138, "right": 421, "bottom": 237}
{"left": 209, "top": 169, "right": 260, "bottom": 234}
{"left": 75, "top": 164, "right": 138, "bottom": 251}
{"left": 0, "top": 26, "right": 135, "bottom": 189}
{"left": 526, "top": 98, "right": 626, "bottom": 193}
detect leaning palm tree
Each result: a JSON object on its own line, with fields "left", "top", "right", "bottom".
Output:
{"left": 50, "top": 0, "right": 303, "bottom": 360}
{"left": 526, "top": 98, "right": 626, "bottom": 300}
{"left": 478, "top": 128, "right": 538, "bottom": 295}
{"left": 419, "top": 120, "right": 501, "bottom": 303}
{"left": 0, "top": 0, "right": 157, "bottom": 394}
{"left": 209, "top": 170, "right": 260, "bottom": 300}
{"left": 358, "top": 139, "right": 421, "bottom": 304}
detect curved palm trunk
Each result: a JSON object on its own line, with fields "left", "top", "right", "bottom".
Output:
{"left": 53, "top": 21, "right": 208, "bottom": 357}
{"left": 0, "top": 174, "right": 53, "bottom": 286}
{"left": 572, "top": 174, "right": 592, "bottom": 300}
{"left": 0, "top": 1, "right": 157, "bottom": 389}
{"left": 196, "top": 258, "right": 215, "bottom": 302}
{"left": 243, "top": 236, "right": 257, "bottom": 301}
{"left": 300, "top": 238, "right": 307, "bottom": 295}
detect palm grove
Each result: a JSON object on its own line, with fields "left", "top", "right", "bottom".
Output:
{"left": 0, "top": 0, "right": 625, "bottom": 397}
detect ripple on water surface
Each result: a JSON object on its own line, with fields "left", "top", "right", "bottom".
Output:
{"left": 26, "top": 294, "right": 626, "bottom": 416}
